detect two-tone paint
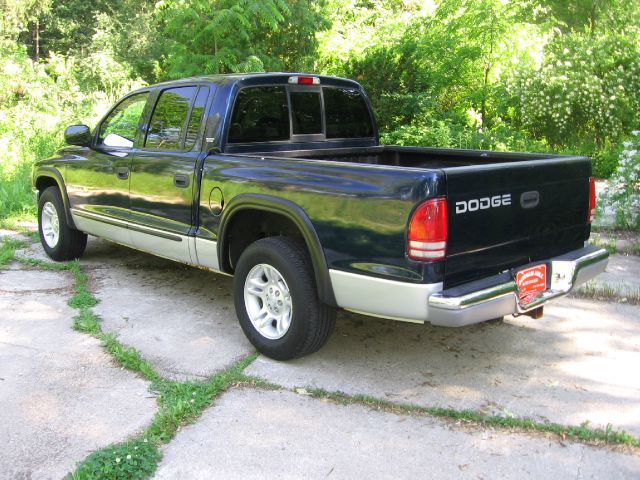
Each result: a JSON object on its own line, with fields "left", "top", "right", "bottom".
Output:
{"left": 33, "top": 73, "right": 607, "bottom": 326}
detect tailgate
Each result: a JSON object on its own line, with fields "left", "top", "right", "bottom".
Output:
{"left": 444, "top": 157, "right": 591, "bottom": 288}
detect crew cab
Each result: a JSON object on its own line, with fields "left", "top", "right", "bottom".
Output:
{"left": 33, "top": 73, "right": 609, "bottom": 360}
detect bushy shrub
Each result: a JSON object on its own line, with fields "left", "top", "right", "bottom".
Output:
{"left": 600, "top": 132, "right": 640, "bottom": 230}
{"left": 504, "top": 33, "right": 640, "bottom": 151}
{"left": 592, "top": 143, "right": 624, "bottom": 179}
{"left": 0, "top": 48, "right": 138, "bottom": 219}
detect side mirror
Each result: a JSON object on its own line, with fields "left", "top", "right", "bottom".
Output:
{"left": 64, "top": 124, "right": 92, "bottom": 146}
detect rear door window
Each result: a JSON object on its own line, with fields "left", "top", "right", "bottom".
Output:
{"left": 185, "top": 87, "right": 210, "bottom": 149}
{"left": 145, "top": 86, "right": 198, "bottom": 150}
{"left": 228, "top": 87, "right": 290, "bottom": 143}
{"left": 323, "top": 87, "right": 374, "bottom": 139}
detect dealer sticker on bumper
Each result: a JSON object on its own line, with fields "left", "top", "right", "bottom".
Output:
{"left": 516, "top": 264, "right": 547, "bottom": 306}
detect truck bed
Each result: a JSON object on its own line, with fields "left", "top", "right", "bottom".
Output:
{"left": 256, "top": 145, "right": 557, "bottom": 170}
{"left": 249, "top": 145, "right": 591, "bottom": 288}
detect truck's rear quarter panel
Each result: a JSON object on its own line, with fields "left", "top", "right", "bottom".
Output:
{"left": 199, "top": 154, "right": 445, "bottom": 283}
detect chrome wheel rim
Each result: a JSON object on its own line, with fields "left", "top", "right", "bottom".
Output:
{"left": 41, "top": 201, "right": 60, "bottom": 248}
{"left": 244, "top": 264, "right": 293, "bottom": 340}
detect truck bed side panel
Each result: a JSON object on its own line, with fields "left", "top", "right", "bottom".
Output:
{"left": 199, "top": 155, "right": 445, "bottom": 283}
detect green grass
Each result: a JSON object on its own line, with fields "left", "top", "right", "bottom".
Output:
{"left": 588, "top": 236, "right": 617, "bottom": 254}
{"left": 0, "top": 166, "right": 36, "bottom": 220}
{"left": 304, "top": 388, "right": 640, "bottom": 448}
{"left": 626, "top": 242, "right": 640, "bottom": 255}
{"left": 0, "top": 237, "right": 26, "bottom": 266}
{"left": 573, "top": 281, "right": 640, "bottom": 305}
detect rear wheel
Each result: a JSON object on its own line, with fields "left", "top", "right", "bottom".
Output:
{"left": 38, "top": 186, "right": 87, "bottom": 261}
{"left": 233, "top": 236, "right": 336, "bottom": 360}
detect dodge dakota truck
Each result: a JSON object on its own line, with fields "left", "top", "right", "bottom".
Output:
{"left": 33, "top": 73, "right": 609, "bottom": 360}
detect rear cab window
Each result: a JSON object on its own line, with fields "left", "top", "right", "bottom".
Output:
{"left": 227, "top": 81, "right": 374, "bottom": 145}
{"left": 228, "top": 86, "right": 289, "bottom": 143}
{"left": 323, "top": 87, "right": 374, "bottom": 139}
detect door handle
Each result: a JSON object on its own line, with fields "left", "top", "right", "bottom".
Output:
{"left": 520, "top": 191, "right": 540, "bottom": 209}
{"left": 116, "top": 167, "right": 129, "bottom": 180}
{"left": 173, "top": 174, "right": 190, "bottom": 188}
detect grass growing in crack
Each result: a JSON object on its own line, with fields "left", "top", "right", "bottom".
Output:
{"left": 0, "top": 213, "right": 38, "bottom": 240}
{"left": 0, "top": 237, "right": 26, "bottom": 266}
{"left": 16, "top": 254, "right": 261, "bottom": 479}
{"left": 68, "top": 438, "right": 160, "bottom": 480}
{"left": 588, "top": 236, "right": 617, "bottom": 254}
{"left": 572, "top": 281, "right": 640, "bottom": 305}
{"left": 303, "top": 388, "right": 640, "bottom": 448}
{"left": 628, "top": 242, "right": 640, "bottom": 255}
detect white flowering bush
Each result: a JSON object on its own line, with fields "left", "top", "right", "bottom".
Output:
{"left": 504, "top": 33, "right": 640, "bottom": 159}
{"left": 600, "top": 132, "right": 640, "bottom": 229}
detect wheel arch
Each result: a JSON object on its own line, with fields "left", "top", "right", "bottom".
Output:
{"left": 218, "top": 194, "right": 336, "bottom": 306}
{"left": 34, "top": 167, "right": 77, "bottom": 229}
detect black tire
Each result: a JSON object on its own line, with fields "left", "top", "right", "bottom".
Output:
{"left": 38, "top": 186, "right": 87, "bottom": 261}
{"left": 233, "top": 236, "right": 336, "bottom": 360}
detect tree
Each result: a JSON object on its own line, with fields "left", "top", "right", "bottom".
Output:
{"left": 157, "top": 0, "right": 292, "bottom": 77}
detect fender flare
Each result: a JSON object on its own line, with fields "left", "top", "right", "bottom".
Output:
{"left": 218, "top": 194, "right": 336, "bottom": 306}
{"left": 33, "top": 167, "right": 77, "bottom": 229}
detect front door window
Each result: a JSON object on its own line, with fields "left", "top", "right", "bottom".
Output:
{"left": 97, "top": 92, "right": 149, "bottom": 148}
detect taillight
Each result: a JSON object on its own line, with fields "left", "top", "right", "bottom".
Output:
{"left": 407, "top": 197, "right": 448, "bottom": 261}
{"left": 288, "top": 76, "right": 320, "bottom": 85}
{"left": 588, "top": 176, "right": 596, "bottom": 223}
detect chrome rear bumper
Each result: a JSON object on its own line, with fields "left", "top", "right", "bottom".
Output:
{"left": 427, "top": 245, "right": 609, "bottom": 327}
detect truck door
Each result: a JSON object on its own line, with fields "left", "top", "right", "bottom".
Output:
{"left": 128, "top": 85, "right": 210, "bottom": 262}
{"left": 66, "top": 91, "right": 150, "bottom": 246}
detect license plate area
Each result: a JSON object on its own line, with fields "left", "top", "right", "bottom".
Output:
{"left": 515, "top": 264, "right": 547, "bottom": 307}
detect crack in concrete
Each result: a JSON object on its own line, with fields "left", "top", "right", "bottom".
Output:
{"left": 576, "top": 446, "right": 586, "bottom": 479}
{"left": 0, "top": 340, "right": 41, "bottom": 351}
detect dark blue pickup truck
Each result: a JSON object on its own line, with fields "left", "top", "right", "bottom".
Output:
{"left": 33, "top": 73, "right": 609, "bottom": 359}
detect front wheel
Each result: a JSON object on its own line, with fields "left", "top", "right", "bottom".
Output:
{"left": 233, "top": 236, "right": 336, "bottom": 360}
{"left": 38, "top": 186, "right": 87, "bottom": 261}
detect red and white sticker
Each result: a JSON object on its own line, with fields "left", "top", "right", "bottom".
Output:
{"left": 516, "top": 264, "right": 547, "bottom": 306}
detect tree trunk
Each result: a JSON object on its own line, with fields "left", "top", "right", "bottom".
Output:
{"left": 34, "top": 18, "right": 40, "bottom": 61}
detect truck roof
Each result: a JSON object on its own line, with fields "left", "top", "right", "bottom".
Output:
{"left": 148, "top": 72, "right": 362, "bottom": 90}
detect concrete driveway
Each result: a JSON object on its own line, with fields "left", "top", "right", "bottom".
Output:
{"left": 2, "top": 234, "right": 639, "bottom": 478}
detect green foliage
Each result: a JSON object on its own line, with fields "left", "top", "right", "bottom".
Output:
{"left": 0, "top": 237, "right": 26, "bottom": 266}
{"left": 3, "top": 0, "right": 640, "bottom": 226}
{"left": 504, "top": 32, "right": 640, "bottom": 149}
{"left": 69, "top": 438, "right": 161, "bottom": 480}
{"left": 157, "top": 0, "right": 291, "bottom": 76}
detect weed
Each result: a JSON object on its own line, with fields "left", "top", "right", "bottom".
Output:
{"left": 627, "top": 242, "right": 640, "bottom": 255}
{"left": 573, "top": 281, "right": 640, "bottom": 305}
{"left": 0, "top": 237, "right": 26, "bottom": 266}
{"left": 588, "top": 236, "right": 617, "bottom": 254}
{"left": 303, "top": 388, "right": 640, "bottom": 448}
{"left": 69, "top": 437, "right": 160, "bottom": 480}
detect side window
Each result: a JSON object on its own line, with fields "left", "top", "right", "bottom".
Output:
{"left": 184, "top": 87, "right": 209, "bottom": 150}
{"left": 323, "top": 88, "right": 374, "bottom": 139}
{"left": 98, "top": 92, "right": 149, "bottom": 148}
{"left": 145, "top": 86, "right": 198, "bottom": 150}
{"left": 228, "top": 87, "right": 289, "bottom": 143}
{"left": 290, "top": 91, "right": 322, "bottom": 135}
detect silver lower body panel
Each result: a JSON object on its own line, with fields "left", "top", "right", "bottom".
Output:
{"left": 330, "top": 246, "right": 609, "bottom": 327}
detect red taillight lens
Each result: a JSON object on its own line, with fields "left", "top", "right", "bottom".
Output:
{"left": 588, "top": 176, "right": 596, "bottom": 223}
{"left": 407, "top": 197, "right": 448, "bottom": 261}
{"left": 288, "top": 76, "right": 320, "bottom": 85}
